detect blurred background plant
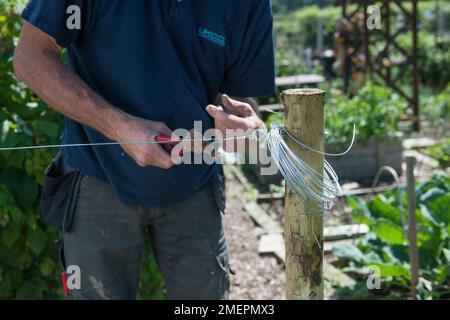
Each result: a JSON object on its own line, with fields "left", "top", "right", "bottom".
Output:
{"left": 0, "top": 2, "right": 62, "bottom": 299}
{"left": 424, "top": 139, "right": 450, "bottom": 169}
{"left": 325, "top": 83, "right": 406, "bottom": 145}
{"left": 333, "top": 172, "right": 450, "bottom": 300}
{"left": 275, "top": 48, "right": 309, "bottom": 77}
{"left": 421, "top": 83, "right": 450, "bottom": 137}
{"left": 266, "top": 83, "right": 406, "bottom": 146}
{"left": 0, "top": 2, "right": 165, "bottom": 299}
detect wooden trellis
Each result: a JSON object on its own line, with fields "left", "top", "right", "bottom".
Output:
{"left": 337, "top": 0, "right": 420, "bottom": 131}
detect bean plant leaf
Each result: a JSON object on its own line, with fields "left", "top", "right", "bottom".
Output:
{"left": 368, "top": 196, "right": 403, "bottom": 226}
{"left": 0, "top": 169, "right": 39, "bottom": 210}
{"left": 32, "top": 120, "right": 60, "bottom": 139}
{"left": 332, "top": 244, "right": 366, "bottom": 263}
{"left": 39, "top": 258, "right": 55, "bottom": 277}
{"left": 371, "top": 218, "right": 404, "bottom": 245}
{"left": 349, "top": 196, "right": 374, "bottom": 226}
{"left": 1, "top": 220, "right": 21, "bottom": 248}
{"left": 370, "top": 262, "right": 410, "bottom": 278}
{"left": 340, "top": 172, "right": 450, "bottom": 299}
{"left": 26, "top": 228, "right": 47, "bottom": 256}
{"left": 421, "top": 190, "right": 450, "bottom": 225}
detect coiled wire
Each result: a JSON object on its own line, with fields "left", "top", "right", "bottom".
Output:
{"left": 265, "top": 123, "right": 356, "bottom": 215}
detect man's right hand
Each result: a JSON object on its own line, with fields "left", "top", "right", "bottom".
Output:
{"left": 116, "top": 117, "right": 175, "bottom": 169}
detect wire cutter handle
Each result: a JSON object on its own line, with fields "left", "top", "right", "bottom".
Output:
{"left": 154, "top": 135, "right": 181, "bottom": 146}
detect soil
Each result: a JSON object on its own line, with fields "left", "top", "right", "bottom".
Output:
{"left": 224, "top": 177, "right": 285, "bottom": 300}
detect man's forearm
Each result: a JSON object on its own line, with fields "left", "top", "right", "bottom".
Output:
{"left": 14, "top": 34, "right": 130, "bottom": 142}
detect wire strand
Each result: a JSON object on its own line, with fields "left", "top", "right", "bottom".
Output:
{"left": 0, "top": 136, "right": 250, "bottom": 152}
{"left": 282, "top": 124, "right": 356, "bottom": 157}
{"left": 0, "top": 125, "right": 355, "bottom": 214}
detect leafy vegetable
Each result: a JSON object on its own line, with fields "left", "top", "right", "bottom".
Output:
{"left": 334, "top": 172, "right": 450, "bottom": 300}
{"left": 424, "top": 138, "right": 450, "bottom": 169}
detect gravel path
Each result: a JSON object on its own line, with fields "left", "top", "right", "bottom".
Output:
{"left": 223, "top": 178, "right": 285, "bottom": 300}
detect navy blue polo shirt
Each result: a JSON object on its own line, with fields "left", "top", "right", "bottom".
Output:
{"left": 22, "top": 0, "right": 275, "bottom": 206}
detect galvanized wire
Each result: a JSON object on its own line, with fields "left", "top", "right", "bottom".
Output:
{"left": 266, "top": 123, "right": 355, "bottom": 215}
{"left": 0, "top": 136, "right": 248, "bottom": 151}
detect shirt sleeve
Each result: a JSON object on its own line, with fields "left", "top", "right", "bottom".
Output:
{"left": 21, "top": 0, "right": 86, "bottom": 48}
{"left": 221, "top": 0, "right": 276, "bottom": 98}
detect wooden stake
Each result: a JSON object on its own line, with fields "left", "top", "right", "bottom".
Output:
{"left": 406, "top": 156, "right": 420, "bottom": 299}
{"left": 281, "top": 88, "right": 326, "bottom": 300}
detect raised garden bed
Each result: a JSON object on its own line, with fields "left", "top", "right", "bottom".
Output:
{"left": 326, "top": 138, "right": 403, "bottom": 182}
{"left": 250, "top": 138, "right": 403, "bottom": 185}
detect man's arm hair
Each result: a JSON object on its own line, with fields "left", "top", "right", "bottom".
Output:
{"left": 13, "top": 21, "right": 132, "bottom": 142}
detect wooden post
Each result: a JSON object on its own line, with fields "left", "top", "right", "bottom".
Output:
{"left": 280, "top": 88, "right": 326, "bottom": 300}
{"left": 406, "top": 156, "right": 420, "bottom": 299}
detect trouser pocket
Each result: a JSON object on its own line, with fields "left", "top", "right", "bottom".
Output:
{"left": 209, "top": 171, "right": 235, "bottom": 277}
{"left": 40, "top": 152, "right": 82, "bottom": 232}
{"left": 210, "top": 171, "right": 226, "bottom": 214}
{"left": 216, "top": 250, "right": 231, "bottom": 299}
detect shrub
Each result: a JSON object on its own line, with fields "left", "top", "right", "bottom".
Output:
{"left": 0, "top": 8, "right": 62, "bottom": 299}
{"left": 275, "top": 47, "right": 308, "bottom": 77}
{"left": 275, "top": 5, "right": 341, "bottom": 49}
{"left": 265, "top": 83, "right": 406, "bottom": 145}
{"left": 418, "top": 35, "right": 450, "bottom": 89}
{"left": 325, "top": 83, "right": 406, "bottom": 144}
{"left": 424, "top": 139, "right": 450, "bottom": 169}
{"left": 274, "top": 2, "right": 450, "bottom": 89}
{"left": 0, "top": 9, "right": 165, "bottom": 300}
{"left": 422, "top": 83, "right": 450, "bottom": 135}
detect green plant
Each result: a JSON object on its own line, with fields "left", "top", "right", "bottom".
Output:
{"left": 271, "top": 0, "right": 336, "bottom": 14}
{"left": 274, "top": 2, "right": 450, "bottom": 49}
{"left": 396, "top": 31, "right": 450, "bottom": 90}
{"left": 137, "top": 242, "right": 166, "bottom": 300}
{"left": 333, "top": 172, "right": 450, "bottom": 300}
{"left": 0, "top": 7, "right": 63, "bottom": 299}
{"left": 424, "top": 139, "right": 450, "bottom": 169}
{"left": 418, "top": 35, "right": 450, "bottom": 89}
{"left": 422, "top": 83, "right": 450, "bottom": 132}
{"left": 273, "top": 2, "right": 450, "bottom": 90}
{"left": 275, "top": 47, "right": 308, "bottom": 77}
{"left": 419, "top": 1, "right": 450, "bottom": 34}
{"left": 326, "top": 83, "right": 406, "bottom": 144}
{"left": 274, "top": 5, "right": 341, "bottom": 49}
{"left": 265, "top": 112, "right": 284, "bottom": 129}
{"left": 264, "top": 83, "right": 405, "bottom": 144}
{"left": 0, "top": 8, "right": 165, "bottom": 299}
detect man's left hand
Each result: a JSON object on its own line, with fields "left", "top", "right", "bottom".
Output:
{"left": 206, "top": 94, "right": 266, "bottom": 132}
{"left": 206, "top": 94, "right": 266, "bottom": 152}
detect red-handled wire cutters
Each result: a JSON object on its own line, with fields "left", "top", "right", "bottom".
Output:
{"left": 155, "top": 135, "right": 182, "bottom": 154}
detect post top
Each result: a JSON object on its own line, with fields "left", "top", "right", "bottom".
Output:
{"left": 281, "top": 88, "right": 326, "bottom": 96}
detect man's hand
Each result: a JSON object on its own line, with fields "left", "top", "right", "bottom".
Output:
{"left": 206, "top": 94, "right": 266, "bottom": 152}
{"left": 206, "top": 94, "right": 266, "bottom": 132}
{"left": 116, "top": 117, "right": 175, "bottom": 169}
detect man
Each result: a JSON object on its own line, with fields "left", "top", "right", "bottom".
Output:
{"left": 14, "top": 0, "right": 275, "bottom": 300}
